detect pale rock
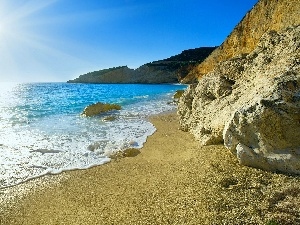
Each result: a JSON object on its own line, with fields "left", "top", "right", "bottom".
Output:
{"left": 178, "top": 25, "right": 300, "bottom": 174}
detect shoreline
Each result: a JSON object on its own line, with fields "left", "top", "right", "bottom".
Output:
{"left": 1, "top": 112, "right": 300, "bottom": 224}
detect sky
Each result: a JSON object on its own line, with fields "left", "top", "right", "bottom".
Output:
{"left": 0, "top": 0, "right": 258, "bottom": 82}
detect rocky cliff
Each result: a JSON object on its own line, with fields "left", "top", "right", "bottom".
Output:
{"left": 178, "top": 25, "right": 300, "bottom": 174}
{"left": 181, "top": 0, "right": 300, "bottom": 83}
{"left": 67, "top": 47, "right": 216, "bottom": 84}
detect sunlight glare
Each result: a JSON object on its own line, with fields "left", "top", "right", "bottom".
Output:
{"left": 0, "top": 0, "right": 95, "bottom": 82}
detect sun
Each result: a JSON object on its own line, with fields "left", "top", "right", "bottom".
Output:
{"left": 0, "top": 0, "right": 88, "bottom": 82}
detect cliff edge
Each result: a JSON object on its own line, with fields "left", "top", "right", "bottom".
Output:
{"left": 181, "top": 0, "right": 300, "bottom": 83}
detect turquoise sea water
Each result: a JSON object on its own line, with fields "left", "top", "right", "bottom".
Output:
{"left": 0, "top": 82, "right": 186, "bottom": 188}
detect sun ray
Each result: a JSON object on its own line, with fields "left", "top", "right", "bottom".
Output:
{"left": 2, "top": 0, "right": 59, "bottom": 23}
{"left": 0, "top": 0, "right": 97, "bottom": 82}
{"left": 0, "top": 0, "right": 157, "bottom": 82}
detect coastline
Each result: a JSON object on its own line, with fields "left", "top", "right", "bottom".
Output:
{"left": 1, "top": 112, "right": 300, "bottom": 224}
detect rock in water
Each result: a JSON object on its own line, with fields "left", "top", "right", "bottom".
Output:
{"left": 178, "top": 26, "right": 300, "bottom": 174}
{"left": 82, "top": 102, "right": 121, "bottom": 117}
{"left": 173, "top": 90, "right": 185, "bottom": 99}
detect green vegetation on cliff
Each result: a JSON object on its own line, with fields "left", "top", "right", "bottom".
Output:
{"left": 157, "top": 47, "right": 218, "bottom": 63}
{"left": 68, "top": 66, "right": 133, "bottom": 84}
{"left": 67, "top": 47, "right": 216, "bottom": 84}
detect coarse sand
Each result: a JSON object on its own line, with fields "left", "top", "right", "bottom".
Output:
{"left": 1, "top": 113, "right": 299, "bottom": 225}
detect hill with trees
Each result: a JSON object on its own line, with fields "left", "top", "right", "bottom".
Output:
{"left": 67, "top": 47, "right": 216, "bottom": 84}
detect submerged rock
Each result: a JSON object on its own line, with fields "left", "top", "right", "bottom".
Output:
{"left": 102, "top": 116, "right": 117, "bottom": 122}
{"left": 178, "top": 26, "right": 300, "bottom": 174}
{"left": 82, "top": 102, "right": 121, "bottom": 117}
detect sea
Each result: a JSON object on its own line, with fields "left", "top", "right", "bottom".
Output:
{"left": 0, "top": 82, "right": 186, "bottom": 189}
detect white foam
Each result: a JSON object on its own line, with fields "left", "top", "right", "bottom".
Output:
{"left": 0, "top": 84, "right": 181, "bottom": 189}
{"left": 0, "top": 111, "right": 158, "bottom": 188}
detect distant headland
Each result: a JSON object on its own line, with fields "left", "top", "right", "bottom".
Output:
{"left": 67, "top": 47, "right": 216, "bottom": 84}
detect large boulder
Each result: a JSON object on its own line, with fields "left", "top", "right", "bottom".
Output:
{"left": 82, "top": 102, "right": 121, "bottom": 117}
{"left": 223, "top": 76, "right": 300, "bottom": 174}
{"left": 178, "top": 26, "right": 300, "bottom": 174}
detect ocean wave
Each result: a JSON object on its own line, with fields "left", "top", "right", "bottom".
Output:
{"left": 0, "top": 83, "right": 186, "bottom": 188}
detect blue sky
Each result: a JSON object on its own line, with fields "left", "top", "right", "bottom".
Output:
{"left": 0, "top": 0, "right": 258, "bottom": 82}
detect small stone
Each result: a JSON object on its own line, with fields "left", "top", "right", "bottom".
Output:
{"left": 123, "top": 148, "right": 140, "bottom": 157}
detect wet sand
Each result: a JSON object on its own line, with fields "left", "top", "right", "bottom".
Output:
{"left": 1, "top": 113, "right": 299, "bottom": 225}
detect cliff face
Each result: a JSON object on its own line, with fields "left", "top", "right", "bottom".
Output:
{"left": 178, "top": 25, "right": 300, "bottom": 174}
{"left": 67, "top": 65, "right": 179, "bottom": 84}
{"left": 182, "top": 0, "right": 300, "bottom": 83}
{"left": 67, "top": 47, "right": 216, "bottom": 84}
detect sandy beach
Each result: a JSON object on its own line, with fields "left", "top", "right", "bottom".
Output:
{"left": 1, "top": 112, "right": 299, "bottom": 225}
